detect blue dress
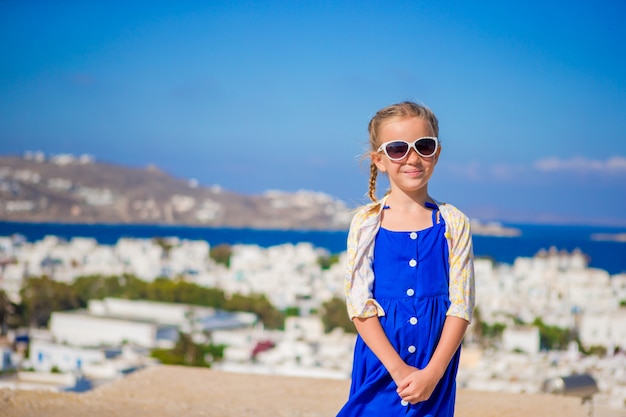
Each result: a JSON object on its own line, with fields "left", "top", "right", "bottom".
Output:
{"left": 337, "top": 203, "right": 461, "bottom": 416}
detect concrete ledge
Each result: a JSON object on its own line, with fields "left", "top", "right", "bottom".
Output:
{"left": 0, "top": 365, "right": 588, "bottom": 417}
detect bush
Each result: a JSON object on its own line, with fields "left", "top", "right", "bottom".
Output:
{"left": 210, "top": 244, "right": 232, "bottom": 267}
{"left": 481, "top": 322, "right": 506, "bottom": 339}
{"left": 317, "top": 253, "right": 340, "bottom": 270}
{"left": 321, "top": 297, "right": 355, "bottom": 334}
{"left": 150, "top": 332, "right": 225, "bottom": 367}
{"left": 17, "top": 273, "right": 283, "bottom": 330}
{"left": 532, "top": 317, "right": 572, "bottom": 350}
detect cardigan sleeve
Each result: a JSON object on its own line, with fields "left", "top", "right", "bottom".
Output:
{"left": 442, "top": 204, "right": 475, "bottom": 323}
{"left": 343, "top": 206, "right": 385, "bottom": 319}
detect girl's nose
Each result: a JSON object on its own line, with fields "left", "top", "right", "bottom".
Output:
{"left": 406, "top": 148, "right": 421, "bottom": 163}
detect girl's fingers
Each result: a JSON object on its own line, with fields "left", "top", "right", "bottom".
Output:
{"left": 396, "top": 380, "right": 409, "bottom": 392}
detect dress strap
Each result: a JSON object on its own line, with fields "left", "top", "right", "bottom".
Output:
{"left": 425, "top": 201, "right": 440, "bottom": 224}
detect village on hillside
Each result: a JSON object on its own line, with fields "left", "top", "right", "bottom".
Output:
{"left": 0, "top": 233, "right": 625, "bottom": 412}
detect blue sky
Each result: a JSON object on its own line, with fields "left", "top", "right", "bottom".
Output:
{"left": 1, "top": 1, "right": 625, "bottom": 226}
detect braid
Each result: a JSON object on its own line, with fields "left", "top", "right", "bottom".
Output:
{"left": 367, "top": 162, "right": 378, "bottom": 202}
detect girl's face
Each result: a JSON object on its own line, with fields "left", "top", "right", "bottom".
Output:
{"left": 372, "top": 116, "right": 440, "bottom": 195}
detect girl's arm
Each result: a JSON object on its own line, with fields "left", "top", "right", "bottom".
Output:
{"left": 353, "top": 316, "right": 416, "bottom": 385}
{"left": 396, "top": 316, "right": 468, "bottom": 404}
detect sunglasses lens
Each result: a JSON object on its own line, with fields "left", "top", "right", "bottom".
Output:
{"left": 416, "top": 138, "right": 437, "bottom": 156}
{"left": 384, "top": 141, "right": 409, "bottom": 159}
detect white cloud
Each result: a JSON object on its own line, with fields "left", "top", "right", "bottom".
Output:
{"left": 534, "top": 156, "right": 626, "bottom": 174}
{"left": 441, "top": 161, "right": 527, "bottom": 181}
{"left": 489, "top": 163, "right": 527, "bottom": 180}
{"left": 607, "top": 156, "right": 626, "bottom": 171}
{"left": 441, "top": 156, "right": 626, "bottom": 185}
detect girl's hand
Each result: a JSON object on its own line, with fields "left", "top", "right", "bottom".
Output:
{"left": 395, "top": 316, "right": 468, "bottom": 404}
{"left": 389, "top": 363, "right": 419, "bottom": 388}
{"left": 395, "top": 366, "right": 441, "bottom": 404}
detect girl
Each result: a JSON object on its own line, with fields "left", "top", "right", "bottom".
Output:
{"left": 337, "top": 101, "right": 475, "bottom": 416}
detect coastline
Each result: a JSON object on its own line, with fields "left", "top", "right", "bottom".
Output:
{"left": 1, "top": 220, "right": 626, "bottom": 274}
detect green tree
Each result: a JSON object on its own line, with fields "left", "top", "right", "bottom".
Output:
{"left": 118, "top": 274, "right": 151, "bottom": 299}
{"left": 148, "top": 277, "right": 177, "bottom": 303}
{"left": 283, "top": 306, "right": 300, "bottom": 317}
{"left": 150, "top": 332, "right": 225, "bottom": 367}
{"left": 317, "top": 253, "right": 340, "bottom": 270}
{"left": 173, "top": 332, "right": 205, "bottom": 366}
{"left": 532, "top": 317, "right": 571, "bottom": 350}
{"left": 582, "top": 345, "right": 607, "bottom": 357}
{"left": 20, "top": 276, "right": 82, "bottom": 327}
{"left": 210, "top": 244, "right": 232, "bottom": 267}
{"left": 152, "top": 237, "right": 174, "bottom": 256}
{"left": 226, "top": 293, "right": 284, "bottom": 329}
{"left": 0, "top": 290, "right": 19, "bottom": 332}
{"left": 73, "top": 274, "right": 126, "bottom": 302}
{"left": 321, "top": 297, "right": 355, "bottom": 334}
{"left": 19, "top": 273, "right": 283, "bottom": 330}
{"left": 480, "top": 322, "right": 506, "bottom": 339}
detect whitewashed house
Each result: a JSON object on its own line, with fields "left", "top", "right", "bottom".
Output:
{"left": 502, "top": 326, "right": 540, "bottom": 354}
{"left": 579, "top": 311, "right": 626, "bottom": 350}
{"left": 49, "top": 311, "right": 173, "bottom": 348}
{"left": 28, "top": 340, "right": 105, "bottom": 373}
{"left": 49, "top": 298, "right": 258, "bottom": 349}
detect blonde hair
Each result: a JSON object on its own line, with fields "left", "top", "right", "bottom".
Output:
{"left": 366, "top": 101, "right": 439, "bottom": 202}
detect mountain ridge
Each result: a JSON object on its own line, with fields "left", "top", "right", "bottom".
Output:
{"left": 0, "top": 153, "right": 352, "bottom": 230}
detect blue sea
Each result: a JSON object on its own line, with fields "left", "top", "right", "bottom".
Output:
{"left": 0, "top": 221, "right": 625, "bottom": 275}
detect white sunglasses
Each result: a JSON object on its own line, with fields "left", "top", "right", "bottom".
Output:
{"left": 377, "top": 136, "right": 439, "bottom": 160}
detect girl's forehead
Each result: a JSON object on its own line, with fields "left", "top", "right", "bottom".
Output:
{"left": 379, "top": 116, "right": 432, "bottom": 136}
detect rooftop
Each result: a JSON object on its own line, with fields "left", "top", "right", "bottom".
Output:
{"left": 0, "top": 365, "right": 592, "bottom": 417}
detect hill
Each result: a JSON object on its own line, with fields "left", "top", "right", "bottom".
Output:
{"left": 0, "top": 153, "right": 352, "bottom": 230}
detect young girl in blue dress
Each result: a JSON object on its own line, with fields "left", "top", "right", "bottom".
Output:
{"left": 337, "top": 101, "right": 475, "bottom": 416}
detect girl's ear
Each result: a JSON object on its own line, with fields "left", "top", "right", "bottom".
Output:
{"left": 371, "top": 151, "right": 386, "bottom": 173}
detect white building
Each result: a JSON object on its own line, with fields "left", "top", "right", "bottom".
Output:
{"left": 579, "top": 311, "right": 626, "bottom": 351}
{"left": 28, "top": 340, "right": 105, "bottom": 373}
{"left": 474, "top": 248, "right": 622, "bottom": 334}
{"left": 49, "top": 311, "right": 173, "bottom": 348}
{"left": 49, "top": 298, "right": 258, "bottom": 349}
{"left": 26, "top": 339, "right": 151, "bottom": 381}
{"left": 3, "top": 231, "right": 626, "bottom": 411}
{"left": 501, "top": 326, "right": 540, "bottom": 354}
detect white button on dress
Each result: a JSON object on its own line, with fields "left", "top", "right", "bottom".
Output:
{"left": 401, "top": 399, "right": 409, "bottom": 406}
{"left": 406, "top": 288, "right": 415, "bottom": 296}
{"left": 408, "top": 345, "right": 416, "bottom": 353}
{"left": 409, "top": 259, "right": 417, "bottom": 267}
{"left": 409, "top": 317, "right": 418, "bottom": 325}
{"left": 409, "top": 231, "right": 418, "bottom": 240}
